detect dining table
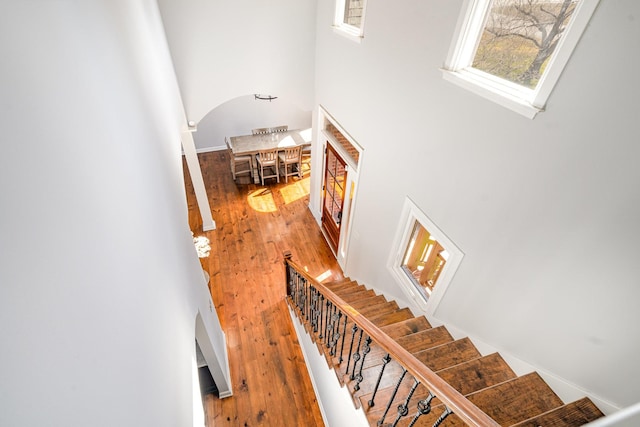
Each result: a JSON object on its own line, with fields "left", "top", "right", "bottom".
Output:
{"left": 228, "top": 128, "right": 312, "bottom": 184}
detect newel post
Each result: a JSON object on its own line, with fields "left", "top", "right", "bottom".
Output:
{"left": 283, "top": 250, "right": 293, "bottom": 298}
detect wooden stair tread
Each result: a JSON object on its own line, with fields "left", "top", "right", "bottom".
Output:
{"left": 511, "top": 397, "right": 605, "bottom": 427}
{"left": 466, "top": 372, "right": 564, "bottom": 426}
{"left": 329, "top": 282, "right": 366, "bottom": 294}
{"left": 380, "top": 316, "right": 432, "bottom": 339}
{"left": 347, "top": 294, "right": 388, "bottom": 309}
{"left": 368, "top": 308, "right": 414, "bottom": 327}
{"left": 323, "top": 278, "right": 355, "bottom": 290}
{"left": 336, "top": 288, "right": 376, "bottom": 301}
{"left": 413, "top": 338, "right": 481, "bottom": 372}
{"left": 395, "top": 326, "right": 454, "bottom": 353}
{"left": 435, "top": 352, "right": 517, "bottom": 396}
{"left": 357, "top": 301, "right": 399, "bottom": 317}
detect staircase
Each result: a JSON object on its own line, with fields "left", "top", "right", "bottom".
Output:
{"left": 284, "top": 253, "right": 604, "bottom": 427}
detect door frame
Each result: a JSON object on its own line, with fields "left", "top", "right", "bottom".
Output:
{"left": 310, "top": 106, "right": 363, "bottom": 271}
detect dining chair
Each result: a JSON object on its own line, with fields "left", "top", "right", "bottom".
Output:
{"left": 278, "top": 145, "right": 302, "bottom": 183}
{"left": 252, "top": 128, "right": 270, "bottom": 135}
{"left": 300, "top": 144, "right": 311, "bottom": 177}
{"left": 255, "top": 148, "right": 280, "bottom": 185}
{"left": 225, "top": 137, "right": 252, "bottom": 181}
{"left": 269, "top": 125, "right": 288, "bottom": 133}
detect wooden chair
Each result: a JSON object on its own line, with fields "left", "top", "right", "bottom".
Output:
{"left": 252, "top": 128, "right": 270, "bottom": 135}
{"left": 255, "top": 148, "right": 280, "bottom": 185}
{"left": 269, "top": 125, "right": 288, "bottom": 133}
{"left": 278, "top": 145, "right": 302, "bottom": 183}
{"left": 300, "top": 144, "right": 311, "bottom": 176}
{"left": 225, "top": 137, "right": 252, "bottom": 181}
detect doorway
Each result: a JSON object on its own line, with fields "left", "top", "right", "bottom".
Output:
{"left": 321, "top": 144, "right": 347, "bottom": 253}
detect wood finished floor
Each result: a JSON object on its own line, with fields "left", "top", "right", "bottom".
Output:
{"left": 184, "top": 151, "right": 343, "bottom": 427}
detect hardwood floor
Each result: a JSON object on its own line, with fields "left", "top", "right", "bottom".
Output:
{"left": 184, "top": 150, "right": 343, "bottom": 426}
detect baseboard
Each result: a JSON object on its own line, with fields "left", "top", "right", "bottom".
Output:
{"left": 196, "top": 146, "right": 226, "bottom": 154}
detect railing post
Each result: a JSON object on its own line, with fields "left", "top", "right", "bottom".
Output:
{"left": 283, "top": 250, "right": 293, "bottom": 298}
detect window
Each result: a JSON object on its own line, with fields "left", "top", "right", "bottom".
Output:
{"left": 402, "top": 222, "right": 449, "bottom": 296}
{"left": 389, "top": 198, "right": 464, "bottom": 314}
{"left": 443, "top": 0, "right": 600, "bottom": 118}
{"left": 334, "top": 0, "right": 367, "bottom": 41}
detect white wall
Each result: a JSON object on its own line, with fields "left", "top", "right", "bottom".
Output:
{"left": 0, "top": 1, "right": 227, "bottom": 425}
{"left": 314, "top": 0, "right": 640, "bottom": 411}
{"left": 290, "top": 308, "right": 369, "bottom": 427}
{"left": 157, "top": 0, "right": 318, "bottom": 126}
{"left": 193, "top": 95, "right": 312, "bottom": 151}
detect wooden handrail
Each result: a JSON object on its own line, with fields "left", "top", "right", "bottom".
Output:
{"left": 283, "top": 252, "right": 500, "bottom": 427}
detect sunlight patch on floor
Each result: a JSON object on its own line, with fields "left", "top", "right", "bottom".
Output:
{"left": 248, "top": 188, "right": 278, "bottom": 213}
{"left": 315, "top": 270, "right": 333, "bottom": 282}
{"left": 280, "top": 177, "right": 310, "bottom": 204}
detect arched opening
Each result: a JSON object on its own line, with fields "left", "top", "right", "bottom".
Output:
{"left": 191, "top": 94, "right": 312, "bottom": 153}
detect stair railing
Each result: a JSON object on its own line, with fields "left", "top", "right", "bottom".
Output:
{"left": 284, "top": 251, "right": 500, "bottom": 427}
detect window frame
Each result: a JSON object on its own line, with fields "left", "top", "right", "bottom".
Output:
{"left": 388, "top": 198, "right": 464, "bottom": 315}
{"left": 442, "top": 0, "right": 601, "bottom": 119}
{"left": 333, "top": 0, "right": 368, "bottom": 42}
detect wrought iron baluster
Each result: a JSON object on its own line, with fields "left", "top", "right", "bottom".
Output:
{"left": 291, "top": 271, "right": 296, "bottom": 306}
{"left": 344, "top": 324, "right": 359, "bottom": 376}
{"left": 338, "top": 314, "right": 349, "bottom": 363}
{"left": 301, "top": 275, "right": 308, "bottom": 317}
{"left": 310, "top": 290, "right": 319, "bottom": 332}
{"left": 296, "top": 273, "right": 303, "bottom": 311}
{"left": 305, "top": 282, "right": 314, "bottom": 323}
{"left": 324, "top": 300, "right": 333, "bottom": 346}
{"left": 368, "top": 353, "right": 391, "bottom": 407}
{"left": 314, "top": 291, "right": 321, "bottom": 333}
{"left": 391, "top": 378, "right": 420, "bottom": 427}
{"left": 431, "top": 407, "right": 453, "bottom": 427}
{"left": 324, "top": 302, "right": 332, "bottom": 346}
{"left": 378, "top": 368, "right": 408, "bottom": 426}
{"left": 407, "top": 392, "right": 435, "bottom": 427}
{"left": 330, "top": 311, "right": 342, "bottom": 356}
{"left": 326, "top": 303, "right": 337, "bottom": 348}
{"left": 349, "top": 329, "right": 364, "bottom": 380}
{"left": 318, "top": 295, "right": 325, "bottom": 339}
{"left": 353, "top": 335, "right": 372, "bottom": 391}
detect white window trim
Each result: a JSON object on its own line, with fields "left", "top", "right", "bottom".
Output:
{"left": 387, "top": 198, "right": 464, "bottom": 316}
{"left": 442, "top": 0, "right": 601, "bottom": 119}
{"left": 332, "top": 0, "right": 367, "bottom": 42}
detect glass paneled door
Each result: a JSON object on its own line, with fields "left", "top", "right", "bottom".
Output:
{"left": 322, "top": 145, "right": 347, "bottom": 253}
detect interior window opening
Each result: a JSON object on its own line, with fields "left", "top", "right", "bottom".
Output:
{"left": 401, "top": 221, "right": 449, "bottom": 297}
